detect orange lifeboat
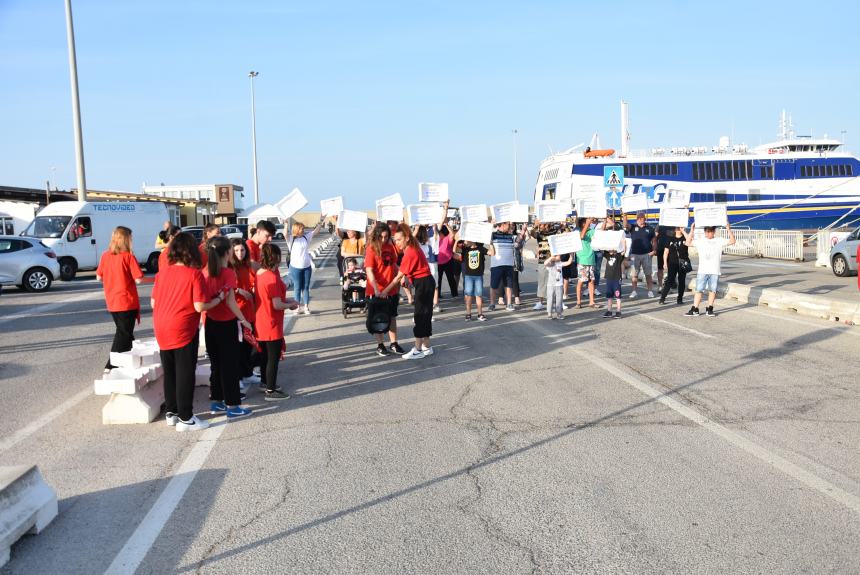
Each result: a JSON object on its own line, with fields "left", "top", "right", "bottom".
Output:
{"left": 584, "top": 148, "right": 615, "bottom": 158}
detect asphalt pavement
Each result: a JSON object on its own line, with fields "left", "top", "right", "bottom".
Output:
{"left": 1, "top": 232, "right": 858, "bottom": 574}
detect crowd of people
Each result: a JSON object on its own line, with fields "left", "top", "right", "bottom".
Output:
{"left": 93, "top": 205, "right": 739, "bottom": 431}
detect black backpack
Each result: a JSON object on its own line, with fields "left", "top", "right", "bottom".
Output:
{"left": 365, "top": 297, "right": 391, "bottom": 334}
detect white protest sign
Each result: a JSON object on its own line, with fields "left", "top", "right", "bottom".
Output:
{"left": 508, "top": 203, "right": 530, "bottom": 223}
{"left": 575, "top": 193, "right": 608, "bottom": 218}
{"left": 459, "top": 221, "right": 493, "bottom": 245}
{"left": 621, "top": 193, "right": 648, "bottom": 214}
{"left": 377, "top": 193, "right": 404, "bottom": 207}
{"left": 665, "top": 189, "right": 690, "bottom": 208}
{"left": 275, "top": 188, "right": 308, "bottom": 219}
{"left": 320, "top": 196, "right": 344, "bottom": 216}
{"left": 590, "top": 229, "right": 625, "bottom": 251}
{"left": 548, "top": 232, "right": 583, "bottom": 256}
{"left": 535, "top": 200, "right": 568, "bottom": 223}
{"left": 406, "top": 203, "right": 444, "bottom": 226}
{"left": 460, "top": 204, "right": 488, "bottom": 223}
{"left": 376, "top": 204, "right": 403, "bottom": 222}
{"left": 694, "top": 205, "right": 728, "bottom": 227}
{"left": 418, "top": 182, "right": 449, "bottom": 203}
{"left": 336, "top": 209, "right": 368, "bottom": 233}
{"left": 659, "top": 207, "right": 690, "bottom": 228}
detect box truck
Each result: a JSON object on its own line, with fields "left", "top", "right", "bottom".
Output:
{"left": 22, "top": 201, "right": 168, "bottom": 280}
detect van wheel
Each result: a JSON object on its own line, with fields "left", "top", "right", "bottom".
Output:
{"left": 146, "top": 252, "right": 160, "bottom": 274}
{"left": 275, "top": 233, "right": 285, "bottom": 240}
{"left": 58, "top": 257, "right": 78, "bottom": 281}
{"left": 832, "top": 254, "right": 849, "bottom": 277}
{"left": 23, "top": 267, "right": 53, "bottom": 292}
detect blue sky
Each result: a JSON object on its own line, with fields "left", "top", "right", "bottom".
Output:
{"left": 1, "top": 0, "right": 858, "bottom": 210}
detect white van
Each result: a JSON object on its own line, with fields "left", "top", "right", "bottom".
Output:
{"left": 22, "top": 201, "right": 168, "bottom": 280}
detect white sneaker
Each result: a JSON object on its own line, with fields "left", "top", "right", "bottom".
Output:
{"left": 594, "top": 289, "right": 601, "bottom": 296}
{"left": 421, "top": 346, "right": 434, "bottom": 356}
{"left": 647, "top": 291, "right": 655, "bottom": 298}
{"left": 165, "top": 412, "right": 179, "bottom": 426}
{"left": 176, "top": 415, "right": 210, "bottom": 432}
{"left": 562, "top": 303, "right": 569, "bottom": 310}
{"left": 629, "top": 291, "right": 638, "bottom": 299}
{"left": 532, "top": 302, "right": 545, "bottom": 311}
{"left": 241, "top": 374, "right": 261, "bottom": 385}
{"left": 303, "top": 306, "right": 311, "bottom": 315}
{"left": 402, "top": 347, "right": 425, "bottom": 360}
{"left": 253, "top": 366, "right": 261, "bottom": 377}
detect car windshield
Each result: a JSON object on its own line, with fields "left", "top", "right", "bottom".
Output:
{"left": 23, "top": 216, "right": 72, "bottom": 239}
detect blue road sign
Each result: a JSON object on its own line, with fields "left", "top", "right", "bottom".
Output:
{"left": 603, "top": 166, "right": 624, "bottom": 187}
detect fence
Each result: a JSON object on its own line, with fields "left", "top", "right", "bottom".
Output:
{"left": 691, "top": 229, "right": 805, "bottom": 261}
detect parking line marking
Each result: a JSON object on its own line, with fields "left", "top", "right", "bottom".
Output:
{"left": 0, "top": 291, "right": 102, "bottom": 326}
{"left": 635, "top": 312, "right": 716, "bottom": 339}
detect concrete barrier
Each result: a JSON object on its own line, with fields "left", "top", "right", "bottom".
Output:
{"left": 100, "top": 342, "right": 164, "bottom": 424}
{"left": 0, "top": 465, "right": 58, "bottom": 568}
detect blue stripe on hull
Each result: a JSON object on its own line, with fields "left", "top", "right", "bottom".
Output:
{"left": 624, "top": 205, "right": 859, "bottom": 230}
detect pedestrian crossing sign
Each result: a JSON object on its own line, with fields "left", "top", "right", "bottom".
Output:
{"left": 603, "top": 166, "right": 624, "bottom": 187}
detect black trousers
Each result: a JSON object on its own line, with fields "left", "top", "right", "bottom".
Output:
{"left": 205, "top": 317, "right": 242, "bottom": 406}
{"left": 660, "top": 263, "right": 687, "bottom": 303}
{"left": 239, "top": 339, "right": 255, "bottom": 379}
{"left": 259, "top": 339, "right": 282, "bottom": 391}
{"left": 499, "top": 270, "right": 521, "bottom": 298}
{"left": 106, "top": 309, "right": 138, "bottom": 369}
{"left": 160, "top": 339, "right": 197, "bottom": 421}
{"left": 437, "top": 259, "right": 459, "bottom": 297}
{"left": 413, "top": 275, "right": 436, "bottom": 338}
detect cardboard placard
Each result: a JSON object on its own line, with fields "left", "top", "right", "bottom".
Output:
{"left": 694, "top": 205, "right": 728, "bottom": 227}
{"left": 418, "top": 182, "right": 449, "bottom": 202}
{"left": 621, "top": 193, "right": 648, "bottom": 214}
{"left": 548, "top": 232, "right": 583, "bottom": 256}
{"left": 336, "top": 209, "right": 368, "bottom": 233}
{"left": 534, "top": 200, "right": 568, "bottom": 223}
{"left": 665, "top": 189, "right": 690, "bottom": 208}
{"left": 590, "top": 229, "right": 625, "bottom": 252}
{"left": 376, "top": 204, "right": 403, "bottom": 222}
{"left": 320, "top": 196, "right": 344, "bottom": 216}
{"left": 575, "top": 193, "right": 608, "bottom": 218}
{"left": 460, "top": 204, "right": 488, "bottom": 223}
{"left": 459, "top": 221, "right": 493, "bottom": 245}
{"left": 275, "top": 188, "right": 308, "bottom": 219}
{"left": 406, "top": 203, "right": 445, "bottom": 226}
{"left": 377, "top": 193, "right": 404, "bottom": 207}
{"left": 659, "top": 207, "right": 689, "bottom": 228}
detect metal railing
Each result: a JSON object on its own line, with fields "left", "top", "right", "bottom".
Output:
{"left": 691, "top": 229, "right": 805, "bottom": 261}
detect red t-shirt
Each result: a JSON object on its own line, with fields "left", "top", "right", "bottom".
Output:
{"left": 857, "top": 246, "right": 860, "bottom": 291}
{"left": 364, "top": 243, "right": 398, "bottom": 296}
{"left": 96, "top": 250, "right": 144, "bottom": 312}
{"left": 398, "top": 245, "right": 431, "bottom": 281}
{"left": 233, "top": 265, "right": 256, "bottom": 322}
{"left": 157, "top": 249, "right": 170, "bottom": 271}
{"left": 152, "top": 265, "right": 208, "bottom": 350}
{"left": 199, "top": 243, "right": 209, "bottom": 269}
{"left": 203, "top": 267, "right": 238, "bottom": 322}
{"left": 254, "top": 269, "right": 286, "bottom": 341}
{"left": 246, "top": 239, "right": 262, "bottom": 263}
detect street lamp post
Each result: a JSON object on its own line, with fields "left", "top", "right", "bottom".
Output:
{"left": 249, "top": 71, "right": 260, "bottom": 205}
{"left": 64, "top": 0, "right": 87, "bottom": 201}
{"left": 512, "top": 129, "right": 519, "bottom": 202}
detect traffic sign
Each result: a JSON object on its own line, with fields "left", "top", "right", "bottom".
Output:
{"left": 603, "top": 166, "right": 624, "bottom": 187}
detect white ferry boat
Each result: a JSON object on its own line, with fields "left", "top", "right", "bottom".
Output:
{"left": 533, "top": 105, "right": 860, "bottom": 229}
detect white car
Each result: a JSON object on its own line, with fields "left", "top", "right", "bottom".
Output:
{"left": 220, "top": 225, "right": 244, "bottom": 240}
{"left": 0, "top": 236, "right": 61, "bottom": 292}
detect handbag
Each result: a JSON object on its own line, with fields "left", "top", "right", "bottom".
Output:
{"left": 679, "top": 258, "right": 693, "bottom": 274}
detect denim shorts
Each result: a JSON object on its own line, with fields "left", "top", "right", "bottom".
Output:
{"left": 490, "top": 265, "right": 513, "bottom": 289}
{"left": 695, "top": 273, "right": 719, "bottom": 293}
{"left": 605, "top": 279, "right": 622, "bottom": 299}
{"left": 463, "top": 274, "right": 484, "bottom": 297}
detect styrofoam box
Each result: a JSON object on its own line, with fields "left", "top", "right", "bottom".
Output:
{"left": 94, "top": 367, "right": 150, "bottom": 396}
{"left": 101, "top": 376, "right": 165, "bottom": 425}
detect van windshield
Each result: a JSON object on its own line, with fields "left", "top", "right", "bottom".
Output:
{"left": 23, "top": 216, "right": 72, "bottom": 239}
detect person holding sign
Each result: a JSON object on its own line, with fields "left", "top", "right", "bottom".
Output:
{"left": 364, "top": 223, "right": 404, "bottom": 357}
{"left": 381, "top": 224, "right": 436, "bottom": 360}
{"left": 453, "top": 230, "right": 494, "bottom": 321}
{"left": 544, "top": 253, "right": 573, "bottom": 320}
{"left": 626, "top": 212, "right": 657, "bottom": 298}
{"left": 286, "top": 217, "right": 323, "bottom": 315}
{"left": 575, "top": 218, "right": 598, "bottom": 309}
{"left": 684, "top": 222, "right": 736, "bottom": 317}
{"left": 658, "top": 227, "right": 692, "bottom": 306}
{"left": 489, "top": 221, "right": 527, "bottom": 311}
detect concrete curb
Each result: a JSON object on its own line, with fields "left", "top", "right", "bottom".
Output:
{"left": 688, "top": 278, "right": 860, "bottom": 325}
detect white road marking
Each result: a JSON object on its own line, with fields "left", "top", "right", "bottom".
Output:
{"left": 739, "top": 307, "right": 860, "bottom": 337}
{"left": 0, "top": 290, "right": 103, "bottom": 326}
{"left": 0, "top": 387, "right": 92, "bottom": 453}
{"left": 634, "top": 311, "right": 716, "bottom": 339}
{"left": 103, "top": 424, "right": 226, "bottom": 575}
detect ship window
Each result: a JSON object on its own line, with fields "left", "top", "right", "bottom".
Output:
{"left": 838, "top": 165, "right": 845, "bottom": 176}
{"left": 650, "top": 164, "right": 657, "bottom": 176}
{"left": 815, "top": 165, "right": 822, "bottom": 177}
{"left": 692, "top": 163, "right": 699, "bottom": 181}
{"left": 748, "top": 189, "right": 761, "bottom": 202}
{"left": 658, "top": 163, "right": 665, "bottom": 176}
{"left": 719, "top": 162, "right": 727, "bottom": 180}
{"left": 672, "top": 163, "right": 678, "bottom": 175}
{"left": 740, "top": 161, "right": 748, "bottom": 179}
{"left": 746, "top": 160, "right": 753, "bottom": 179}
{"left": 826, "top": 165, "right": 834, "bottom": 176}
{"left": 848, "top": 165, "right": 854, "bottom": 176}
{"left": 768, "top": 166, "right": 774, "bottom": 178}
{"left": 714, "top": 190, "right": 728, "bottom": 204}
{"left": 759, "top": 166, "right": 766, "bottom": 178}
{"left": 800, "top": 166, "right": 807, "bottom": 177}
{"left": 633, "top": 164, "right": 640, "bottom": 177}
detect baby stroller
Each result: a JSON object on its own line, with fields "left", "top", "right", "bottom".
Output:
{"left": 341, "top": 255, "right": 368, "bottom": 318}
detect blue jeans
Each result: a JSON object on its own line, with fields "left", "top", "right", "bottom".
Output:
{"left": 463, "top": 275, "right": 484, "bottom": 297}
{"left": 289, "top": 265, "right": 313, "bottom": 305}
{"left": 593, "top": 251, "right": 603, "bottom": 289}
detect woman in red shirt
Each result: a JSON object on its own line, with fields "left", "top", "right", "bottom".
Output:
{"left": 254, "top": 244, "right": 298, "bottom": 400}
{"left": 229, "top": 238, "right": 257, "bottom": 386}
{"left": 151, "top": 232, "right": 222, "bottom": 431}
{"left": 156, "top": 225, "right": 181, "bottom": 272}
{"left": 96, "top": 226, "right": 145, "bottom": 372}
{"left": 382, "top": 223, "right": 436, "bottom": 359}
{"left": 203, "top": 237, "right": 254, "bottom": 419}
{"left": 365, "top": 223, "right": 404, "bottom": 357}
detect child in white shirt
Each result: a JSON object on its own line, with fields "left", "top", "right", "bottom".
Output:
{"left": 545, "top": 254, "right": 573, "bottom": 319}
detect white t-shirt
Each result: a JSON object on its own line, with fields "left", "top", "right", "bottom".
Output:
{"left": 545, "top": 260, "right": 564, "bottom": 287}
{"left": 695, "top": 237, "right": 729, "bottom": 275}
{"left": 287, "top": 230, "right": 316, "bottom": 269}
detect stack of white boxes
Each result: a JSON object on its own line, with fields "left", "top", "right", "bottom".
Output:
{"left": 96, "top": 338, "right": 164, "bottom": 424}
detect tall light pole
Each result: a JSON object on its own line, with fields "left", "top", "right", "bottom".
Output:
{"left": 64, "top": 0, "right": 87, "bottom": 201}
{"left": 512, "top": 129, "right": 519, "bottom": 202}
{"left": 248, "top": 71, "right": 260, "bottom": 205}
